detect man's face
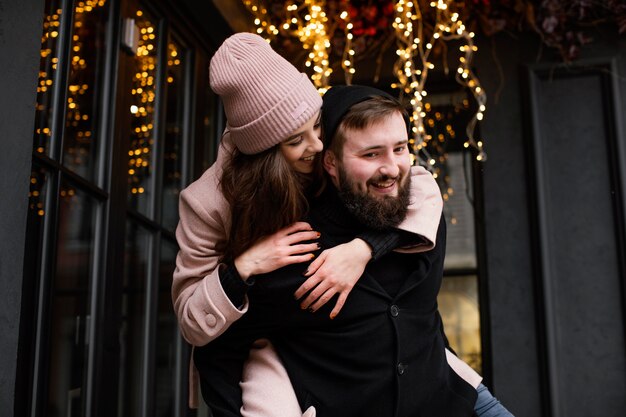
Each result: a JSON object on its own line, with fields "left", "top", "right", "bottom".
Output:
{"left": 324, "top": 111, "right": 412, "bottom": 229}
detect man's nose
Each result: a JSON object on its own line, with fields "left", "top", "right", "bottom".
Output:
{"left": 379, "top": 154, "right": 400, "bottom": 178}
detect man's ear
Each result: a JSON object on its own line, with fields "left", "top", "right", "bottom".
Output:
{"left": 323, "top": 150, "right": 338, "bottom": 181}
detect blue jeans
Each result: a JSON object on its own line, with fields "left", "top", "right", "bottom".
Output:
{"left": 474, "top": 383, "right": 515, "bottom": 417}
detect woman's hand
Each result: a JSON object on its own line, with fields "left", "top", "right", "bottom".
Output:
{"left": 294, "top": 238, "right": 372, "bottom": 319}
{"left": 234, "top": 222, "right": 320, "bottom": 281}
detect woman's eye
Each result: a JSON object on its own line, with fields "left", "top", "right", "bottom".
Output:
{"left": 288, "top": 137, "right": 303, "bottom": 146}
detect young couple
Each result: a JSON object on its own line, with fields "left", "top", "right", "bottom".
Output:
{"left": 172, "top": 32, "right": 513, "bottom": 417}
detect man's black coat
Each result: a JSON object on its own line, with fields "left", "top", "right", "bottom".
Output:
{"left": 194, "top": 188, "right": 477, "bottom": 417}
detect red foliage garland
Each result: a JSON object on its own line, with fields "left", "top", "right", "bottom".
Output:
{"left": 255, "top": 0, "right": 626, "bottom": 61}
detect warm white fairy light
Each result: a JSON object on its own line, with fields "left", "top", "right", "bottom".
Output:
{"left": 392, "top": 0, "right": 487, "bottom": 164}
{"left": 294, "top": 1, "right": 333, "bottom": 92}
{"left": 391, "top": 0, "right": 431, "bottom": 164}
{"left": 242, "top": 1, "right": 486, "bottom": 162}
{"left": 243, "top": 0, "right": 354, "bottom": 92}
{"left": 340, "top": 9, "right": 355, "bottom": 84}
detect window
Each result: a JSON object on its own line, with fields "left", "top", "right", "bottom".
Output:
{"left": 423, "top": 91, "right": 485, "bottom": 374}
{"left": 27, "top": 2, "right": 111, "bottom": 415}
{"left": 438, "top": 152, "right": 483, "bottom": 373}
{"left": 23, "top": 2, "right": 221, "bottom": 416}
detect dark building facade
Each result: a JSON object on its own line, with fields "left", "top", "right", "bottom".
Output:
{"left": 0, "top": 1, "right": 624, "bottom": 417}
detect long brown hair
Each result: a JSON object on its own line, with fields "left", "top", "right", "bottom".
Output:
{"left": 220, "top": 145, "right": 321, "bottom": 262}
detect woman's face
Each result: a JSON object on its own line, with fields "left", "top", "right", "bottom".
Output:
{"left": 279, "top": 111, "right": 323, "bottom": 174}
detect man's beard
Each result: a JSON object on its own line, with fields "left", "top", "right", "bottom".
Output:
{"left": 337, "top": 166, "right": 411, "bottom": 230}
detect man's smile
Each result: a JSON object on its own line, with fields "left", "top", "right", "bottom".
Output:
{"left": 368, "top": 177, "right": 400, "bottom": 195}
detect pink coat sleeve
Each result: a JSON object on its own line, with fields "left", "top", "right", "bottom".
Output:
{"left": 394, "top": 164, "right": 445, "bottom": 253}
{"left": 172, "top": 134, "right": 247, "bottom": 347}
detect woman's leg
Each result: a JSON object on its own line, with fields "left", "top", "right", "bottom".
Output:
{"left": 240, "top": 339, "right": 315, "bottom": 417}
{"left": 474, "top": 383, "right": 515, "bottom": 417}
{"left": 241, "top": 340, "right": 507, "bottom": 417}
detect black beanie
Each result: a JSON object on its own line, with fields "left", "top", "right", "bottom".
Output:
{"left": 321, "top": 85, "right": 396, "bottom": 147}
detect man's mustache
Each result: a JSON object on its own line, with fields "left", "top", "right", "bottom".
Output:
{"left": 368, "top": 174, "right": 401, "bottom": 184}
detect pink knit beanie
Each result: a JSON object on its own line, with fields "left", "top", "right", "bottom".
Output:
{"left": 210, "top": 33, "right": 322, "bottom": 154}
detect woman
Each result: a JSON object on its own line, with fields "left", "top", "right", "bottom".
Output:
{"left": 173, "top": 33, "right": 508, "bottom": 417}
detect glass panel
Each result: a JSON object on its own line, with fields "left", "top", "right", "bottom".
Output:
{"left": 161, "top": 40, "right": 186, "bottom": 231}
{"left": 47, "top": 181, "right": 97, "bottom": 417}
{"left": 33, "top": 0, "right": 64, "bottom": 156}
{"left": 24, "top": 166, "right": 49, "bottom": 292}
{"left": 441, "top": 152, "right": 477, "bottom": 269}
{"left": 62, "top": 0, "right": 110, "bottom": 180}
{"left": 127, "top": 9, "right": 159, "bottom": 217}
{"left": 438, "top": 275, "right": 482, "bottom": 373}
{"left": 199, "top": 54, "right": 220, "bottom": 171}
{"left": 118, "top": 221, "right": 151, "bottom": 417}
{"left": 155, "top": 239, "right": 179, "bottom": 416}
{"left": 27, "top": 166, "right": 49, "bottom": 227}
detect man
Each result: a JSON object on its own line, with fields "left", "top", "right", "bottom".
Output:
{"left": 194, "top": 85, "right": 478, "bottom": 417}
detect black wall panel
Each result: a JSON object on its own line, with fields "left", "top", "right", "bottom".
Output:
{"left": 475, "top": 34, "right": 546, "bottom": 417}
{"left": 477, "top": 32, "right": 626, "bottom": 417}
{"left": 527, "top": 65, "right": 626, "bottom": 416}
{"left": 0, "top": 0, "right": 46, "bottom": 414}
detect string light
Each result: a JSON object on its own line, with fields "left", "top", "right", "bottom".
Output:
{"left": 32, "top": 0, "right": 108, "bottom": 211}
{"left": 243, "top": 0, "right": 355, "bottom": 92}
{"left": 392, "top": 0, "right": 486, "bottom": 166}
{"left": 293, "top": 1, "right": 332, "bottom": 92}
{"left": 340, "top": 9, "right": 355, "bottom": 84}
{"left": 392, "top": 0, "right": 427, "bottom": 166}
{"left": 129, "top": 9, "right": 158, "bottom": 195}
{"left": 34, "top": 6, "right": 62, "bottom": 161}
{"left": 437, "top": 5, "right": 487, "bottom": 162}
{"left": 32, "top": 1, "right": 181, "bottom": 206}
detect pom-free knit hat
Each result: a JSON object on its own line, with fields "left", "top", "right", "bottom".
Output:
{"left": 321, "top": 85, "right": 396, "bottom": 148}
{"left": 210, "top": 33, "right": 322, "bottom": 154}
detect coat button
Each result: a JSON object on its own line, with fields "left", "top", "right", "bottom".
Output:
{"left": 206, "top": 313, "right": 217, "bottom": 327}
{"left": 390, "top": 305, "right": 399, "bottom": 317}
{"left": 397, "top": 363, "right": 406, "bottom": 375}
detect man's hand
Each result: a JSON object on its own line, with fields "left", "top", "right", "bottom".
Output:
{"left": 294, "top": 238, "right": 372, "bottom": 319}
{"left": 234, "top": 222, "right": 320, "bottom": 281}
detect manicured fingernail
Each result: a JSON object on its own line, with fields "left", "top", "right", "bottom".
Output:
{"left": 316, "top": 232, "right": 321, "bottom": 238}
{"left": 309, "top": 254, "right": 315, "bottom": 259}
{"left": 316, "top": 243, "right": 321, "bottom": 249}
{"left": 330, "top": 313, "right": 336, "bottom": 320}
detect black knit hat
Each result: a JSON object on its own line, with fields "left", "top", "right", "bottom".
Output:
{"left": 321, "top": 85, "right": 396, "bottom": 147}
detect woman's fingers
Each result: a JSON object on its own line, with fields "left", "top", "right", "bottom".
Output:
{"left": 307, "top": 288, "right": 337, "bottom": 312}
{"left": 281, "top": 253, "right": 315, "bottom": 267}
{"left": 299, "top": 280, "right": 331, "bottom": 310}
{"left": 329, "top": 292, "right": 349, "bottom": 319}
{"left": 285, "top": 242, "right": 319, "bottom": 256}
{"left": 294, "top": 274, "right": 320, "bottom": 300}
{"left": 283, "top": 230, "right": 320, "bottom": 246}
{"left": 302, "top": 253, "right": 324, "bottom": 277}
{"left": 279, "top": 222, "right": 313, "bottom": 236}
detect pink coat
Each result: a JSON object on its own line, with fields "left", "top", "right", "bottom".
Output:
{"left": 172, "top": 132, "right": 481, "bottom": 414}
